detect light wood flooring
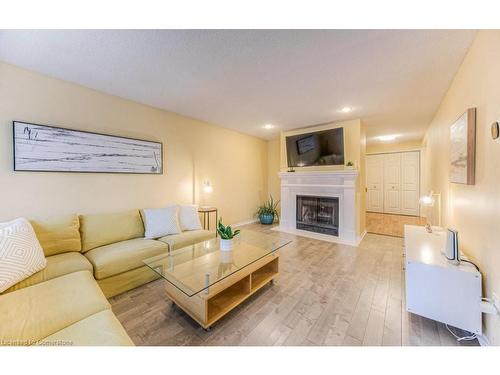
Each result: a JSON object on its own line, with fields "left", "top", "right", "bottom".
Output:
{"left": 366, "top": 212, "right": 427, "bottom": 237}
{"left": 110, "top": 223, "right": 478, "bottom": 346}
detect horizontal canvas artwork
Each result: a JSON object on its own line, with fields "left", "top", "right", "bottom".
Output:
{"left": 13, "top": 121, "right": 162, "bottom": 174}
{"left": 449, "top": 108, "right": 476, "bottom": 185}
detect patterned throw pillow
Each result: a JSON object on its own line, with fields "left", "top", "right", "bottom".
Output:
{"left": 141, "top": 206, "right": 181, "bottom": 239}
{"left": 0, "top": 218, "right": 47, "bottom": 293}
{"left": 178, "top": 205, "right": 202, "bottom": 231}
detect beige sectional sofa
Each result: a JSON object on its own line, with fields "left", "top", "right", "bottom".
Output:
{"left": 0, "top": 209, "right": 214, "bottom": 346}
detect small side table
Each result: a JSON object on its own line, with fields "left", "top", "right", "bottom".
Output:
{"left": 198, "top": 206, "right": 218, "bottom": 237}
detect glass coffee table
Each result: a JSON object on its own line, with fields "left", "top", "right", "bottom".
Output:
{"left": 143, "top": 230, "right": 292, "bottom": 330}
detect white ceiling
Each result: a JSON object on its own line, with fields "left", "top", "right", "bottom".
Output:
{"left": 0, "top": 30, "right": 476, "bottom": 142}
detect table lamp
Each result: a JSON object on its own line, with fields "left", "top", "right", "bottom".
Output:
{"left": 419, "top": 190, "right": 441, "bottom": 230}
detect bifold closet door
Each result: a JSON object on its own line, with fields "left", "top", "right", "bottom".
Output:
{"left": 400, "top": 151, "right": 420, "bottom": 216}
{"left": 366, "top": 154, "right": 384, "bottom": 213}
{"left": 383, "top": 153, "right": 401, "bottom": 214}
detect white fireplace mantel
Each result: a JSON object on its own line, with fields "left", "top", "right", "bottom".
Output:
{"left": 273, "top": 170, "right": 363, "bottom": 246}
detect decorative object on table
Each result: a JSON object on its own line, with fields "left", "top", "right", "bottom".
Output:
{"left": 13, "top": 121, "right": 162, "bottom": 174}
{"left": 0, "top": 218, "right": 47, "bottom": 293}
{"left": 216, "top": 218, "right": 240, "bottom": 251}
{"left": 491, "top": 121, "right": 499, "bottom": 140}
{"left": 345, "top": 161, "right": 355, "bottom": 169}
{"left": 256, "top": 195, "right": 280, "bottom": 225}
{"left": 449, "top": 108, "right": 476, "bottom": 184}
{"left": 198, "top": 206, "right": 218, "bottom": 236}
{"left": 419, "top": 191, "right": 441, "bottom": 231}
{"left": 445, "top": 229, "right": 460, "bottom": 263}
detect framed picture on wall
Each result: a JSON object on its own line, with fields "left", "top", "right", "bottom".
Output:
{"left": 449, "top": 108, "right": 476, "bottom": 185}
{"left": 13, "top": 121, "right": 163, "bottom": 174}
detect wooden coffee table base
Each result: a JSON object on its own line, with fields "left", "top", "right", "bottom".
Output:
{"left": 164, "top": 252, "right": 279, "bottom": 329}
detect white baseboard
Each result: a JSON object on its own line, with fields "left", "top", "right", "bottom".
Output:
{"left": 232, "top": 218, "right": 259, "bottom": 228}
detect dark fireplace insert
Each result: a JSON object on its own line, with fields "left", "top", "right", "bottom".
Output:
{"left": 296, "top": 195, "right": 339, "bottom": 236}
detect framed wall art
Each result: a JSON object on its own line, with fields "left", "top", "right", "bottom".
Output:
{"left": 449, "top": 108, "right": 476, "bottom": 185}
{"left": 13, "top": 121, "right": 163, "bottom": 174}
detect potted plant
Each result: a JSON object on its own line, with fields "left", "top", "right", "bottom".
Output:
{"left": 345, "top": 161, "right": 355, "bottom": 169}
{"left": 256, "top": 195, "right": 280, "bottom": 225}
{"left": 217, "top": 218, "right": 240, "bottom": 251}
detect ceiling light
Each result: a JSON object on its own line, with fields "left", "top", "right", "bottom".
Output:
{"left": 378, "top": 134, "right": 398, "bottom": 142}
{"left": 338, "top": 107, "right": 352, "bottom": 113}
{"left": 262, "top": 124, "right": 274, "bottom": 129}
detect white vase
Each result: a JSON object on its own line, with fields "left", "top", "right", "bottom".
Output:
{"left": 220, "top": 238, "right": 234, "bottom": 252}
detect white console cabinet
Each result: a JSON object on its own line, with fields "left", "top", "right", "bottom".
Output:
{"left": 404, "top": 225, "right": 482, "bottom": 335}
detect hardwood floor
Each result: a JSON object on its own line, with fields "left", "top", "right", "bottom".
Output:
{"left": 366, "top": 212, "right": 427, "bottom": 237}
{"left": 109, "top": 223, "right": 478, "bottom": 346}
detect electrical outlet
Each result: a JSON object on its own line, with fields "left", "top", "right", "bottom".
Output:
{"left": 493, "top": 293, "right": 500, "bottom": 313}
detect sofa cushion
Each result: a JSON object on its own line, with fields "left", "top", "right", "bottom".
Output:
{"left": 0, "top": 218, "right": 47, "bottom": 293}
{"left": 36, "top": 310, "right": 133, "bottom": 346}
{"left": 84, "top": 238, "right": 168, "bottom": 279}
{"left": 2, "top": 252, "right": 93, "bottom": 294}
{"left": 158, "top": 229, "right": 215, "bottom": 251}
{"left": 141, "top": 206, "right": 181, "bottom": 239}
{"left": 96, "top": 266, "right": 160, "bottom": 298}
{"left": 0, "top": 271, "right": 109, "bottom": 345}
{"left": 31, "top": 214, "right": 81, "bottom": 256}
{"left": 178, "top": 205, "right": 202, "bottom": 231}
{"left": 80, "top": 210, "right": 145, "bottom": 252}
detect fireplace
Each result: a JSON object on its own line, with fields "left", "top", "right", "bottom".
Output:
{"left": 296, "top": 195, "right": 339, "bottom": 236}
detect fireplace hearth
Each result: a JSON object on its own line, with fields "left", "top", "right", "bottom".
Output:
{"left": 296, "top": 195, "right": 339, "bottom": 236}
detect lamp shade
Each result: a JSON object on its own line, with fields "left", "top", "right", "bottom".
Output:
{"left": 203, "top": 181, "right": 213, "bottom": 193}
{"left": 419, "top": 191, "right": 435, "bottom": 207}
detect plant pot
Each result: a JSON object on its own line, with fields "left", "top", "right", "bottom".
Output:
{"left": 220, "top": 238, "right": 234, "bottom": 252}
{"left": 259, "top": 213, "right": 275, "bottom": 225}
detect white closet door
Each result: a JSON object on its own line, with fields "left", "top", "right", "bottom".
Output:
{"left": 400, "top": 151, "right": 420, "bottom": 216}
{"left": 384, "top": 153, "right": 401, "bottom": 214}
{"left": 366, "top": 154, "right": 384, "bottom": 213}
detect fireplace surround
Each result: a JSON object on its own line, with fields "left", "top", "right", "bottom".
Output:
{"left": 273, "top": 170, "right": 362, "bottom": 245}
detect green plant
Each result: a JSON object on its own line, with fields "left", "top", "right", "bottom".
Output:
{"left": 217, "top": 218, "right": 240, "bottom": 240}
{"left": 346, "top": 161, "right": 354, "bottom": 167}
{"left": 256, "top": 195, "right": 280, "bottom": 219}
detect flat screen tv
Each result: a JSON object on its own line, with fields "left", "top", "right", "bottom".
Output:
{"left": 286, "top": 127, "right": 344, "bottom": 167}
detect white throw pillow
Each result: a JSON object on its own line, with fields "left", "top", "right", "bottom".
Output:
{"left": 0, "top": 217, "right": 47, "bottom": 293}
{"left": 142, "top": 206, "right": 181, "bottom": 239}
{"left": 178, "top": 205, "right": 202, "bottom": 231}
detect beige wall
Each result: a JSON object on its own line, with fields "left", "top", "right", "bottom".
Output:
{"left": 358, "top": 122, "right": 367, "bottom": 235}
{"left": 366, "top": 139, "right": 422, "bottom": 154}
{"left": 422, "top": 30, "right": 500, "bottom": 344}
{"left": 0, "top": 62, "right": 268, "bottom": 225}
{"left": 267, "top": 138, "right": 281, "bottom": 203}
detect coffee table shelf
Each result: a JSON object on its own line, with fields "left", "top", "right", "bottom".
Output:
{"left": 165, "top": 251, "right": 280, "bottom": 329}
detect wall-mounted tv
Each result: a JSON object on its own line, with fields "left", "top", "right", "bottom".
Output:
{"left": 286, "top": 127, "right": 344, "bottom": 167}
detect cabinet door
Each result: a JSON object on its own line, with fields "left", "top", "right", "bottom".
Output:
{"left": 366, "top": 154, "right": 384, "bottom": 213}
{"left": 384, "top": 153, "right": 401, "bottom": 214}
{"left": 400, "top": 151, "right": 420, "bottom": 216}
